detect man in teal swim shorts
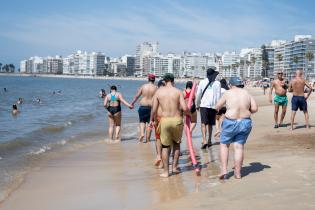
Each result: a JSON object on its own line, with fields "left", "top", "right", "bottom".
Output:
{"left": 269, "top": 71, "right": 288, "bottom": 128}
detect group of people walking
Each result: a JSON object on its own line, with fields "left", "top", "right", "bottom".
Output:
{"left": 103, "top": 67, "right": 258, "bottom": 179}
{"left": 102, "top": 67, "right": 313, "bottom": 179}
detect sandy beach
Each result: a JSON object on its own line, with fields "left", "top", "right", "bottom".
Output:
{"left": 0, "top": 88, "right": 315, "bottom": 210}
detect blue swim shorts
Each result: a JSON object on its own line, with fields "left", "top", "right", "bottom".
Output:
{"left": 220, "top": 118, "right": 252, "bottom": 145}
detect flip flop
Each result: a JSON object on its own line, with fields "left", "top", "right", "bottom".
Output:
{"left": 279, "top": 124, "right": 287, "bottom": 127}
{"left": 201, "top": 143, "right": 208, "bottom": 149}
{"left": 274, "top": 124, "right": 279, "bottom": 128}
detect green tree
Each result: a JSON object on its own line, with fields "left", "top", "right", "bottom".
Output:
{"left": 306, "top": 51, "right": 314, "bottom": 62}
{"left": 261, "top": 45, "right": 269, "bottom": 77}
{"left": 276, "top": 53, "right": 283, "bottom": 62}
{"left": 292, "top": 56, "right": 299, "bottom": 64}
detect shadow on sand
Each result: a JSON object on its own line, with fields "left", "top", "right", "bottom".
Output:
{"left": 226, "top": 162, "right": 271, "bottom": 179}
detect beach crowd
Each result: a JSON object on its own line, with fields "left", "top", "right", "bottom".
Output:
{"left": 102, "top": 67, "right": 313, "bottom": 179}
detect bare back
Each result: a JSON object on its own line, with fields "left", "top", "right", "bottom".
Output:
{"left": 156, "top": 86, "right": 184, "bottom": 118}
{"left": 290, "top": 78, "right": 306, "bottom": 96}
{"left": 225, "top": 88, "right": 253, "bottom": 119}
{"left": 140, "top": 83, "right": 157, "bottom": 106}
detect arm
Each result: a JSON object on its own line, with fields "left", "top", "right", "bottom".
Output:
{"left": 249, "top": 96, "right": 258, "bottom": 113}
{"left": 130, "top": 86, "right": 142, "bottom": 106}
{"left": 305, "top": 81, "right": 312, "bottom": 100}
{"left": 288, "top": 81, "right": 293, "bottom": 92}
{"left": 179, "top": 91, "right": 190, "bottom": 115}
{"left": 269, "top": 81, "right": 274, "bottom": 103}
{"left": 103, "top": 96, "right": 108, "bottom": 108}
{"left": 215, "top": 93, "right": 226, "bottom": 112}
{"left": 195, "top": 82, "right": 203, "bottom": 108}
{"left": 118, "top": 94, "right": 132, "bottom": 108}
{"left": 150, "top": 93, "right": 159, "bottom": 123}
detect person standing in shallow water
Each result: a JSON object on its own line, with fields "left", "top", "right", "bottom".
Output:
{"left": 215, "top": 77, "right": 258, "bottom": 179}
{"left": 12, "top": 104, "right": 19, "bottom": 115}
{"left": 269, "top": 71, "right": 288, "bottom": 128}
{"left": 150, "top": 73, "right": 189, "bottom": 178}
{"left": 195, "top": 67, "right": 221, "bottom": 149}
{"left": 131, "top": 74, "right": 158, "bottom": 143}
{"left": 104, "top": 85, "right": 133, "bottom": 142}
{"left": 183, "top": 81, "right": 197, "bottom": 133}
{"left": 288, "top": 70, "right": 312, "bottom": 130}
{"left": 152, "top": 79, "right": 165, "bottom": 168}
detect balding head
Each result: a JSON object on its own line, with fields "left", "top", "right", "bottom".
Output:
{"left": 296, "top": 69, "right": 303, "bottom": 77}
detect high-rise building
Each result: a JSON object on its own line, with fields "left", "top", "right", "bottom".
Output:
{"left": 20, "top": 60, "right": 27, "bottom": 73}
{"left": 135, "top": 42, "right": 159, "bottom": 75}
{"left": 283, "top": 36, "right": 315, "bottom": 79}
{"left": 221, "top": 51, "right": 240, "bottom": 78}
{"left": 43, "top": 56, "right": 63, "bottom": 74}
{"left": 90, "top": 52, "right": 105, "bottom": 76}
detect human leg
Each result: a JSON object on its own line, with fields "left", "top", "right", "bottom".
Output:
{"left": 145, "top": 123, "right": 152, "bottom": 143}
{"left": 274, "top": 104, "right": 279, "bottom": 127}
{"left": 113, "top": 112, "right": 121, "bottom": 140}
{"left": 201, "top": 123, "right": 207, "bottom": 147}
{"left": 304, "top": 111, "right": 310, "bottom": 128}
{"left": 172, "top": 142, "right": 180, "bottom": 173}
{"left": 207, "top": 125, "right": 213, "bottom": 146}
{"left": 190, "top": 111, "right": 197, "bottom": 132}
{"left": 290, "top": 111, "right": 296, "bottom": 130}
{"left": 233, "top": 143, "right": 244, "bottom": 179}
{"left": 279, "top": 105, "right": 287, "bottom": 126}
{"left": 139, "top": 122, "right": 145, "bottom": 142}
{"left": 219, "top": 143, "right": 230, "bottom": 179}
{"left": 161, "top": 145, "right": 171, "bottom": 177}
{"left": 108, "top": 114, "right": 114, "bottom": 140}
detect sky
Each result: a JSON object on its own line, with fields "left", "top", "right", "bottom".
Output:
{"left": 1, "top": 0, "right": 315, "bottom": 67}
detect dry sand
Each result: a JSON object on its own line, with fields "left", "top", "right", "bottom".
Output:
{"left": 0, "top": 88, "right": 315, "bottom": 210}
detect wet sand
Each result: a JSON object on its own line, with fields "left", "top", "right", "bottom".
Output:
{"left": 1, "top": 88, "right": 315, "bottom": 210}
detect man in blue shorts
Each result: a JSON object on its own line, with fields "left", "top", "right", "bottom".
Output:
{"left": 215, "top": 77, "right": 258, "bottom": 179}
{"left": 288, "top": 70, "right": 313, "bottom": 130}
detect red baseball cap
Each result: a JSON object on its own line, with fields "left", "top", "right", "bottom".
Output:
{"left": 148, "top": 74, "right": 156, "bottom": 79}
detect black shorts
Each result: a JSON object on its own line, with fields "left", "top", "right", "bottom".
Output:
{"left": 200, "top": 107, "right": 216, "bottom": 125}
{"left": 138, "top": 106, "right": 151, "bottom": 123}
{"left": 217, "top": 107, "right": 226, "bottom": 116}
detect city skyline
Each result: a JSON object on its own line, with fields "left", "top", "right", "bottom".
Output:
{"left": 1, "top": 0, "right": 315, "bottom": 66}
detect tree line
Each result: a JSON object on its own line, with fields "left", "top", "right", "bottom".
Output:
{"left": 0, "top": 63, "right": 15, "bottom": 73}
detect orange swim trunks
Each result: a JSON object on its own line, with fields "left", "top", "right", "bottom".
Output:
{"left": 154, "top": 116, "right": 161, "bottom": 140}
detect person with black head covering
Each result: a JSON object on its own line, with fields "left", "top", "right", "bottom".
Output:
{"left": 196, "top": 67, "right": 221, "bottom": 149}
{"left": 183, "top": 81, "right": 197, "bottom": 132}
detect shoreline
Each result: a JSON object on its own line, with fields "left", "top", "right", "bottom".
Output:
{"left": 0, "top": 86, "right": 315, "bottom": 210}
{"left": 0, "top": 73, "right": 198, "bottom": 83}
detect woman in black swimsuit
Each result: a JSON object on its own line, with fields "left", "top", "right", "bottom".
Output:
{"left": 104, "top": 86, "right": 133, "bottom": 142}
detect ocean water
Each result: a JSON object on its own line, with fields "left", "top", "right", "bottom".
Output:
{"left": 0, "top": 75, "right": 186, "bottom": 202}
{"left": 0, "top": 76, "right": 149, "bottom": 201}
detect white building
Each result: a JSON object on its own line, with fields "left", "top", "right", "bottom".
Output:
{"left": 221, "top": 51, "right": 240, "bottom": 78}
{"left": 20, "top": 60, "right": 27, "bottom": 73}
{"left": 135, "top": 42, "right": 159, "bottom": 75}
{"left": 43, "top": 56, "right": 63, "bottom": 74}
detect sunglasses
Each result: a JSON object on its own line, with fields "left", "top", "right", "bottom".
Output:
{"left": 277, "top": 73, "right": 283, "bottom": 75}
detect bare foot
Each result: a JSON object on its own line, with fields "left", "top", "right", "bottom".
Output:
{"left": 154, "top": 158, "right": 161, "bottom": 167}
{"left": 306, "top": 125, "right": 311, "bottom": 129}
{"left": 172, "top": 167, "right": 181, "bottom": 174}
{"left": 234, "top": 175, "right": 242, "bottom": 179}
{"left": 160, "top": 172, "right": 169, "bottom": 178}
{"left": 138, "top": 135, "right": 144, "bottom": 143}
{"left": 218, "top": 171, "right": 227, "bottom": 180}
{"left": 158, "top": 163, "right": 164, "bottom": 169}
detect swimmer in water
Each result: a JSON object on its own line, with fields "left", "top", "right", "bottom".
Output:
{"left": 17, "top": 98, "right": 24, "bottom": 104}
{"left": 12, "top": 104, "right": 19, "bottom": 115}
{"left": 100, "top": 89, "right": 106, "bottom": 98}
{"left": 4, "top": 88, "right": 7, "bottom": 92}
